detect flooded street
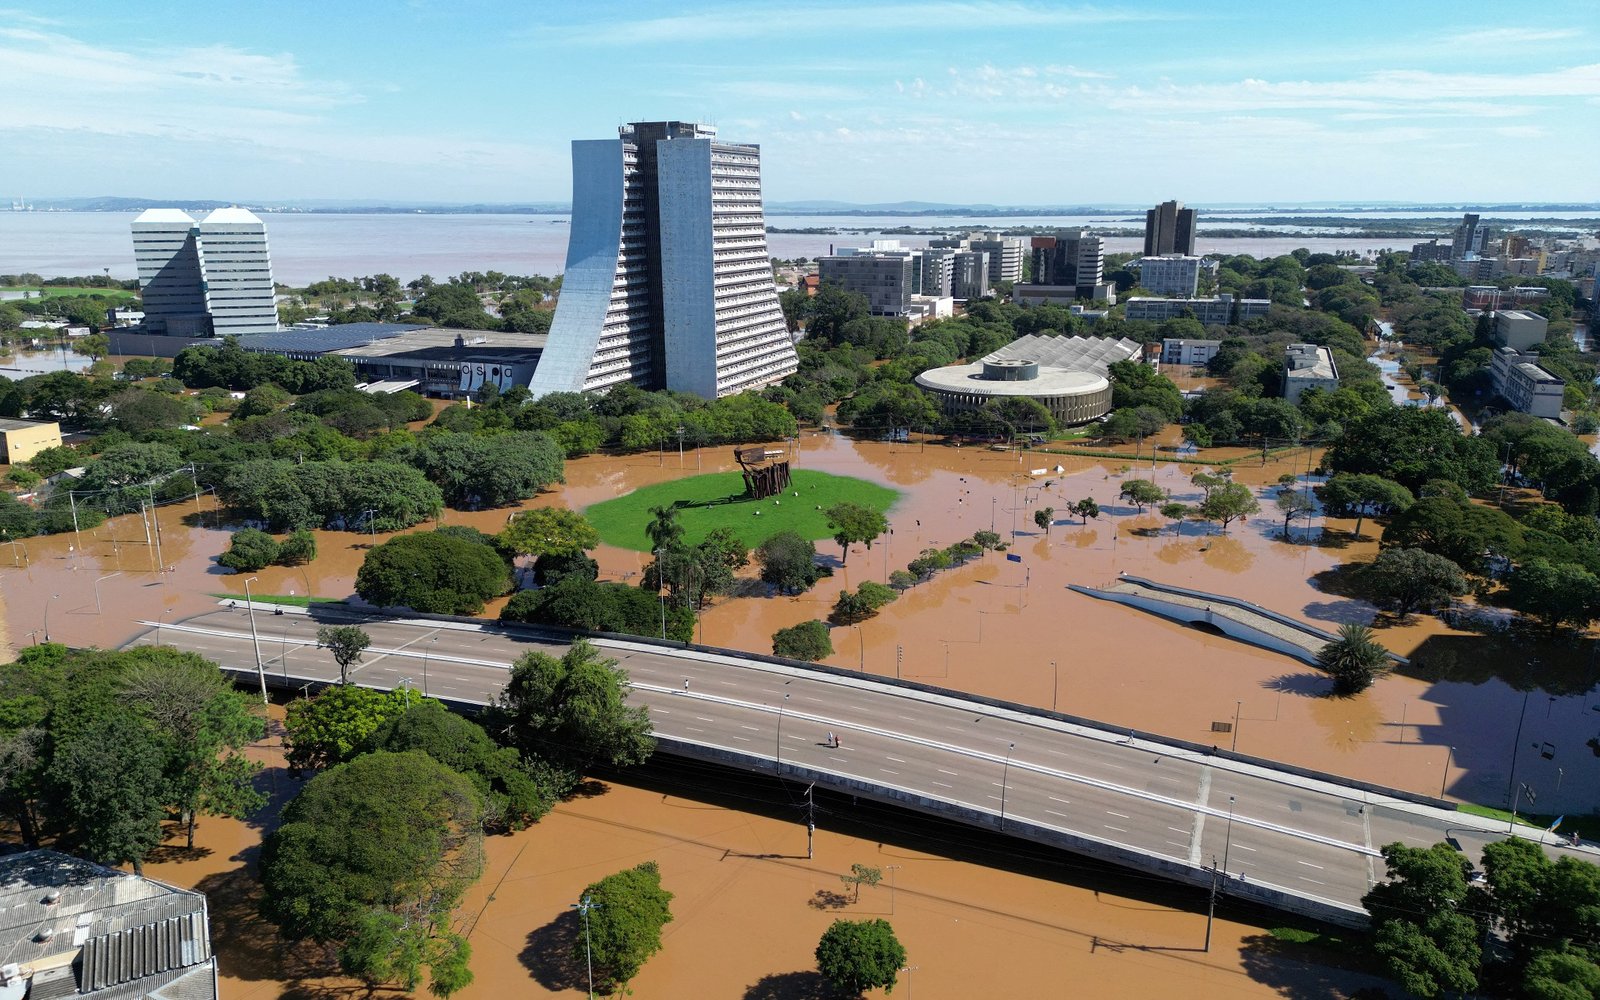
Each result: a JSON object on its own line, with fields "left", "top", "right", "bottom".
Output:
{"left": 8, "top": 428, "right": 1597, "bottom": 815}
{"left": 5, "top": 425, "right": 1596, "bottom": 997}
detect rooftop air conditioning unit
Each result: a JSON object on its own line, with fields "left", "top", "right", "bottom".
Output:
{"left": 32, "top": 927, "right": 53, "bottom": 943}
{"left": 41, "top": 891, "right": 60, "bottom": 905}
{"left": 0, "top": 963, "right": 19, "bottom": 982}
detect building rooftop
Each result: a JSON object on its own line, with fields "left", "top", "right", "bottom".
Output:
{"left": 916, "top": 364, "right": 1109, "bottom": 398}
{"left": 132, "top": 208, "right": 196, "bottom": 225}
{"left": 0, "top": 418, "right": 57, "bottom": 432}
{"left": 199, "top": 206, "right": 264, "bottom": 226}
{"left": 1514, "top": 362, "right": 1563, "bottom": 384}
{"left": 985, "top": 334, "right": 1142, "bottom": 376}
{"left": 1162, "top": 338, "right": 1222, "bottom": 348}
{"left": 0, "top": 849, "right": 211, "bottom": 985}
{"left": 1285, "top": 343, "right": 1337, "bottom": 380}
{"left": 234, "top": 323, "right": 429, "bottom": 354}
{"left": 331, "top": 328, "right": 548, "bottom": 360}
{"left": 1496, "top": 309, "right": 1546, "bottom": 321}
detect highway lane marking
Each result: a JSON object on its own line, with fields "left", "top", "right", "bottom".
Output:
{"left": 885, "top": 756, "right": 906, "bottom": 763}
{"left": 1237, "top": 859, "right": 1257, "bottom": 867}
{"left": 1046, "top": 809, "right": 1070, "bottom": 819}
{"left": 163, "top": 620, "right": 1394, "bottom": 871}
{"left": 1045, "top": 748, "right": 1071, "bottom": 757}
{"left": 654, "top": 709, "right": 671, "bottom": 714}
{"left": 987, "top": 795, "right": 1002, "bottom": 802}
{"left": 898, "top": 715, "right": 917, "bottom": 722}
{"left": 1166, "top": 840, "right": 1187, "bottom": 850}
{"left": 1168, "top": 826, "right": 1188, "bottom": 834}
{"left": 1048, "top": 795, "right": 1072, "bottom": 804}
{"left": 828, "top": 756, "right": 847, "bottom": 763}
{"left": 932, "top": 781, "right": 953, "bottom": 789}
{"left": 686, "top": 727, "right": 706, "bottom": 734}
{"left": 1107, "top": 811, "right": 1131, "bottom": 819}
{"left": 1299, "top": 877, "right": 1326, "bottom": 885}
{"left": 1297, "top": 861, "right": 1325, "bottom": 869}
{"left": 937, "top": 768, "right": 960, "bottom": 776}
{"left": 696, "top": 716, "right": 716, "bottom": 722}
{"left": 945, "top": 726, "right": 967, "bottom": 733}
{"left": 740, "top": 725, "right": 760, "bottom": 731}
{"left": 880, "top": 769, "right": 900, "bottom": 776}
{"left": 731, "top": 736, "right": 750, "bottom": 743}
{"left": 1105, "top": 825, "right": 1128, "bottom": 833}
{"left": 1234, "top": 844, "right": 1257, "bottom": 852}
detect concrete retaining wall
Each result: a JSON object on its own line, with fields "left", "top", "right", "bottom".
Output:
{"left": 658, "top": 736, "right": 1370, "bottom": 929}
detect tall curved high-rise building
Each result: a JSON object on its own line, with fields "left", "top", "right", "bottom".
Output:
{"left": 531, "top": 121, "right": 799, "bottom": 399}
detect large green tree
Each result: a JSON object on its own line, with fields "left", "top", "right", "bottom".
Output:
{"left": 493, "top": 639, "right": 654, "bottom": 774}
{"left": 1119, "top": 479, "right": 1165, "bottom": 512}
{"left": 772, "top": 620, "right": 833, "bottom": 661}
{"left": 355, "top": 531, "right": 513, "bottom": 615}
{"left": 1505, "top": 557, "right": 1600, "bottom": 636}
{"left": 47, "top": 712, "right": 167, "bottom": 874}
{"left": 498, "top": 507, "right": 600, "bottom": 558}
{"left": 1317, "top": 473, "right": 1414, "bottom": 539}
{"left": 121, "top": 654, "right": 267, "bottom": 849}
{"left": 363, "top": 700, "right": 551, "bottom": 830}
{"left": 284, "top": 684, "right": 421, "bottom": 774}
{"left": 1325, "top": 407, "right": 1498, "bottom": 494}
{"left": 756, "top": 531, "right": 827, "bottom": 594}
{"left": 1355, "top": 548, "right": 1469, "bottom": 619}
{"left": 259, "top": 750, "right": 483, "bottom": 997}
{"left": 826, "top": 501, "right": 889, "bottom": 565}
{"left": 1381, "top": 496, "right": 1522, "bottom": 574}
{"left": 579, "top": 861, "right": 675, "bottom": 994}
{"left": 1361, "top": 842, "right": 1481, "bottom": 999}
{"left": 815, "top": 918, "right": 907, "bottom": 996}
{"left": 1195, "top": 482, "right": 1260, "bottom": 533}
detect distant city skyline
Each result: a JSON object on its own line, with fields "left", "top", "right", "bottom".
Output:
{"left": 2, "top": 1, "right": 1597, "bottom": 204}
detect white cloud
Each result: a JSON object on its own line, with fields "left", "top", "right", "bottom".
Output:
{"left": 537, "top": 2, "right": 1174, "bottom": 47}
{"left": 1443, "top": 26, "right": 1582, "bottom": 46}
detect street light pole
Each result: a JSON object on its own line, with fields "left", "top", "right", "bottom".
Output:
{"left": 243, "top": 577, "right": 267, "bottom": 704}
{"left": 654, "top": 548, "right": 666, "bottom": 639}
{"left": 1221, "top": 795, "right": 1237, "bottom": 882}
{"left": 571, "top": 895, "right": 600, "bottom": 1000}
{"left": 42, "top": 593, "right": 60, "bottom": 642}
{"left": 93, "top": 572, "right": 121, "bottom": 615}
{"left": 1232, "top": 700, "right": 1242, "bottom": 752}
{"left": 423, "top": 635, "right": 436, "bottom": 696}
{"left": 1051, "top": 659, "right": 1059, "bottom": 713}
{"left": 1440, "top": 746, "right": 1456, "bottom": 798}
{"left": 885, "top": 864, "right": 901, "bottom": 914}
{"left": 999, "top": 742, "right": 1016, "bottom": 827}
{"left": 776, "top": 693, "right": 790, "bottom": 771}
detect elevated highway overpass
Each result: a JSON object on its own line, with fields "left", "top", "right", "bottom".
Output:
{"left": 130, "top": 603, "right": 1579, "bottom": 929}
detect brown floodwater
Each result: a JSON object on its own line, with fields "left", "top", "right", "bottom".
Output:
{"left": 6, "top": 428, "right": 1596, "bottom": 815}
{"left": 10, "top": 427, "right": 1588, "bottom": 994}
{"left": 134, "top": 709, "right": 1388, "bottom": 1000}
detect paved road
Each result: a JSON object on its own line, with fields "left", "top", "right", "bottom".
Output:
{"left": 133, "top": 605, "right": 1587, "bottom": 922}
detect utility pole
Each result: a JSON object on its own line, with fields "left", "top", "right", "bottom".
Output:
{"left": 243, "top": 577, "right": 267, "bottom": 704}
{"left": 1204, "top": 856, "right": 1219, "bottom": 952}
{"left": 571, "top": 895, "right": 600, "bottom": 999}
{"left": 805, "top": 783, "right": 815, "bottom": 860}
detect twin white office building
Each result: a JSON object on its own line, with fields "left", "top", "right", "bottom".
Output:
{"left": 131, "top": 207, "right": 277, "bottom": 337}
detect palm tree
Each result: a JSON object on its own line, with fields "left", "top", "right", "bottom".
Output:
{"left": 1316, "top": 623, "right": 1389, "bottom": 695}
{"left": 646, "top": 505, "right": 683, "bottom": 552}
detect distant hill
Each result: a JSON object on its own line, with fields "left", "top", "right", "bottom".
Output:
{"left": 9, "top": 197, "right": 1598, "bottom": 216}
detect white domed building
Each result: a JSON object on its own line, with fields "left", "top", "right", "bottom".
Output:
{"left": 914, "top": 334, "right": 1141, "bottom": 425}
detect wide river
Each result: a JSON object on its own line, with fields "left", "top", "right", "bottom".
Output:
{"left": 2, "top": 211, "right": 1437, "bottom": 286}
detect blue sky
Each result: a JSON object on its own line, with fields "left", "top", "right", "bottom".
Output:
{"left": 2, "top": 1, "right": 1597, "bottom": 205}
